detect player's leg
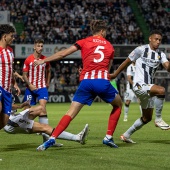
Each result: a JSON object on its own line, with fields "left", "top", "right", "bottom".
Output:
{"left": 38, "top": 99, "right": 48, "bottom": 124}
{"left": 149, "top": 85, "right": 170, "bottom": 129}
{"left": 102, "top": 93, "right": 122, "bottom": 148}
{"left": 121, "top": 108, "right": 153, "bottom": 143}
{"left": 32, "top": 122, "right": 89, "bottom": 144}
{"left": 36, "top": 101, "right": 84, "bottom": 151}
{"left": 96, "top": 80, "right": 122, "bottom": 148}
{"left": 27, "top": 105, "right": 43, "bottom": 120}
{"left": 124, "top": 100, "right": 131, "bottom": 121}
{"left": 0, "top": 89, "right": 12, "bottom": 129}
{"left": 0, "top": 113, "right": 9, "bottom": 129}
{"left": 36, "top": 79, "right": 91, "bottom": 151}
{"left": 36, "top": 88, "right": 49, "bottom": 125}
{"left": 120, "top": 83, "right": 154, "bottom": 143}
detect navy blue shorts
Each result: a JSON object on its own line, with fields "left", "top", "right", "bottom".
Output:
{"left": 73, "top": 79, "right": 118, "bottom": 106}
{"left": 23, "top": 87, "right": 48, "bottom": 105}
{"left": 0, "top": 86, "right": 12, "bottom": 115}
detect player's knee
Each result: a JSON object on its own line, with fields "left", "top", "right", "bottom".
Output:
{"left": 141, "top": 116, "right": 152, "bottom": 124}
{"left": 158, "top": 87, "right": 165, "bottom": 95}
{"left": 125, "top": 103, "right": 129, "bottom": 107}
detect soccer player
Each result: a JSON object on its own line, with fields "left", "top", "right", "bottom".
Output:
{"left": 4, "top": 101, "right": 89, "bottom": 145}
{"left": 110, "top": 30, "right": 170, "bottom": 143}
{"left": 123, "top": 62, "right": 142, "bottom": 121}
{"left": 22, "top": 39, "right": 51, "bottom": 133}
{"left": 34, "top": 20, "right": 122, "bottom": 151}
{"left": 0, "top": 24, "right": 20, "bottom": 129}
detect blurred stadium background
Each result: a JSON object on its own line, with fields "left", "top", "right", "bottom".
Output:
{"left": 1, "top": 0, "right": 170, "bottom": 102}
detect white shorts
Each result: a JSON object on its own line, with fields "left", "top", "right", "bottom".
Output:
{"left": 124, "top": 89, "right": 136, "bottom": 101}
{"left": 4, "top": 109, "right": 34, "bottom": 134}
{"left": 133, "top": 83, "right": 155, "bottom": 109}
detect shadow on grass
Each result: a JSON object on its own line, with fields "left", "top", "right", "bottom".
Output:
{"left": 0, "top": 142, "right": 136, "bottom": 153}
{"left": 0, "top": 143, "right": 37, "bottom": 152}
{"left": 148, "top": 140, "right": 170, "bottom": 144}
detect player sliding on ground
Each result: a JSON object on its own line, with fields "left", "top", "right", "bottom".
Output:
{"left": 4, "top": 101, "right": 89, "bottom": 146}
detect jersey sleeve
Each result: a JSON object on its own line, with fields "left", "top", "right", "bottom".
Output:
{"left": 74, "top": 39, "right": 85, "bottom": 50}
{"left": 23, "top": 58, "right": 29, "bottom": 72}
{"left": 126, "top": 65, "right": 132, "bottom": 76}
{"left": 128, "top": 46, "right": 143, "bottom": 62}
{"left": 46, "top": 62, "right": 51, "bottom": 70}
{"left": 110, "top": 45, "right": 114, "bottom": 59}
{"left": 160, "top": 52, "right": 168, "bottom": 64}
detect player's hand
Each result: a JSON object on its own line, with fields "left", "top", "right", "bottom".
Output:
{"left": 14, "top": 84, "right": 21, "bottom": 96}
{"left": 21, "top": 100, "right": 31, "bottom": 108}
{"left": 33, "top": 60, "right": 44, "bottom": 66}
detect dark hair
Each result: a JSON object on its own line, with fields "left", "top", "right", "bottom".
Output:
{"left": 0, "top": 24, "right": 15, "bottom": 39}
{"left": 90, "top": 20, "right": 107, "bottom": 34}
{"left": 149, "top": 30, "right": 162, "bottom": 37}
{"left": 34, "top": 38, "right": 44, "bottom": 44}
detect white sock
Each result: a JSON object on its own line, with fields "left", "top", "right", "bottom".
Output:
{"left": 123, "top": 118, "right": 144, "bottom": 138}
{"left": 139, "top": 105, "right": 142, "bottom": 115}
{"left": 155, "top": 97, "right": 164, "bottom": 122}
{"left": 39, "top": 115, "right": 49, "bottom": 124}
{"left": 58, "top": 131, "right": 79, "bottom": 141}
{"left": 105, "top": 135, "right": 112, "bottom": 140}
{"left": 124, "top": 105, "right": 129, "bottom": 117}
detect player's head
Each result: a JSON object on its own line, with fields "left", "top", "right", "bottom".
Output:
{"left": 149, "top": 30, "right": 162, "bottom": 50}
{"left": 34, "top": 38, "right": 44, "bottom": 54}
{"left": 90, "top": 20, "right": 107, "bottom": 38}
{"left": 0, "top": 24, "right": 15, "bottom": 45}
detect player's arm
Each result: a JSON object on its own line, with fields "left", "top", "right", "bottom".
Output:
{"left": 34, "top": 45, "right": 78, "bottom": 66}
{"left": 127, "top": 75, "right": 133, "bottom": 85}
{"left": 12, "top": 100, "right": 31, "bottom": 110}
{"left": 46, "top": 67, "right": 51, "bottom": 88}
{"left": 23, "top": 71, "right": 37, "bottom": 91}
{"left": 23, "top": 71, "right": 31, "bottom": 86}
{"left": 12, "top": 72, "right": 21, "bottom": 96}
{"left": 13, "top": 69, "right": 24, "bottom": 82}
{"left": 162, "top": 61, "right": 170, "bottom": 72}
{"left": 110, "top": 58, "right": 132, "bottom": 79}
{"left": 108, "top": 59, "right": 113, "bottom": 72}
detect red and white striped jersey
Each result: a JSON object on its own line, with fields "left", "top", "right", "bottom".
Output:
{"left": 23, "top": 54, "right": 50, "bottom": 88}
{"left": 0, "top": 46, "right": 14, "bottom": 92}
{"left": 75, "top": 36, "right": 114, "bottom": 81}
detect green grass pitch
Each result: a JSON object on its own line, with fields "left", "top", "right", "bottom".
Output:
{"left": 0, "top": 102, "right": 170, "bottom": 170}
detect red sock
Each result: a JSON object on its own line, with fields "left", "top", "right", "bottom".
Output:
{"left": 51, "top": 115, "right": 72, "bottom": 138}
{"left": 106, "top": 107, "right": 121, "bottom": 136}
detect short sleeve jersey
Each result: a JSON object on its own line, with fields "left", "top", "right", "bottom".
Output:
{"left": 128, "top": 44, "right": 168, "bottom": 84}
{"left": 0, "top": 46, "right": 14, "bottom": 92}
{"left": 75, "top": 36, "right": 114, "bottom": 81}
{"left": 23, "top": 54, "right": 50, "bottom": 88}
{"left": 126, "top": 64, "right": 136, "bottom": 90}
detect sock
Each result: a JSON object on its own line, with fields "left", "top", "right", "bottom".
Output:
{"left": 39, "top": 115, "right": 49, "bottom": 124}
{"left": 106, "top": 107, "right": 121, "bottom": 137}
{"left": 58, "top": 131, "right": 79, "bottom": 141}
{"left": 123, "top": 118, "right": 144, "bottom": 138}
{"left": 42, "top": 133, "right": 50, "bottom": 142}
{"left": 155, "top": 96, "right": 164, "bottom": 122}
{"left": 51, "top": 115, "right": 72, "bottom": 138}
{"left": 124, "top": 104, "right": 129, "bottom": 118}
{"left": 139, "top": 105, "right": 142, "bottom": 115}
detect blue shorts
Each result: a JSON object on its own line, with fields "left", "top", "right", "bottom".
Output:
{"left": 23, "top": 87, "right": 48, "bottom": 106}
{"left": 0, "top": 86, "right": 12, "bottom": 116}
{"left": 73, "top": 79, "right": 118, "bottom": 106}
